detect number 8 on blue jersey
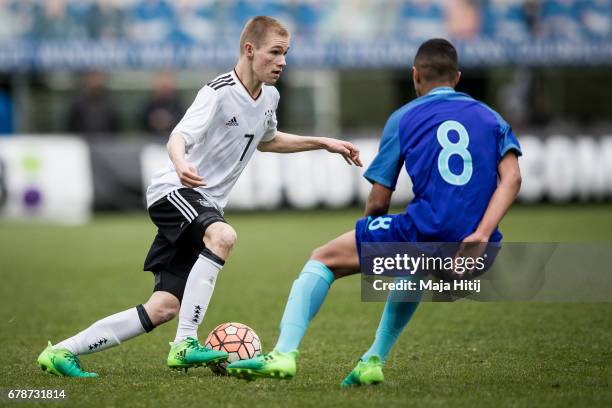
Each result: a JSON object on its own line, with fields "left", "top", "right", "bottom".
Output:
{"left": 436, "top": 120, "right": 472, "bottom": 186}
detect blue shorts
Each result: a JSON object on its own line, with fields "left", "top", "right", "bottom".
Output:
{"left": 355, "top": 214, "right": 501, "bottom": 279}
{"left": 356, "top": 214, "right": 503, "bottom": 253}
{"left": 355, "top": 214, "right": 418, "bottom": 257}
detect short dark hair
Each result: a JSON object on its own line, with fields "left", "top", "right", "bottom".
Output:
{"left": 413, "top": 39, "right": 459, "bottom": 83}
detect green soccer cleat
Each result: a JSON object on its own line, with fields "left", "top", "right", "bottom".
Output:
{"left": 37, "top": 342, "right": 98, "bottom": 378}
{"left": 341, "top": 355, "right": 385, "bottom": 387}
{"left": 167, "top": 337, "right": 228, "bottom": 371}
{"left": 226, "top": 350, "right": 298, "bottom": 381}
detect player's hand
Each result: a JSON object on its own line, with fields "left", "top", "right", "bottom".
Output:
{"left": 322, "top": 138, "right": 363, "bottom": 167}
{"left": 461, "top": 230, "right": 490, "bottom": 245}
{"left": 175, "top": 161, "right": 206, "bottom": 188}
{"left": 453, "top": 231, "right": 490, "bottom": 276}
{"left": 457, "top": 230, "right": 490, "bottom": 258}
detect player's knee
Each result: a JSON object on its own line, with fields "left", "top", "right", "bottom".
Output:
{"left": 311, "top": 245, "right": 333, "bottom": 267}
{"left": 214, "top": 228, "right": 237, "bottom": 252}
{"left": 311, "top": 244, "right": 357, "bottom": 280}
{"left": 205, "top": 224, "right": 237, "bottom": 253}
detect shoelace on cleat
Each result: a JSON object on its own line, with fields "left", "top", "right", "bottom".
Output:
{"left": 185, "top": 338, "right": 210, "bottom": 352}
{"left": 63, "top": 352, "right": 84, "bottom": 371}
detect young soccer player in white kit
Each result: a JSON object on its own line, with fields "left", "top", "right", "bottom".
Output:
{"left": 37, "top": 16, "right": 362, "bottom": 377}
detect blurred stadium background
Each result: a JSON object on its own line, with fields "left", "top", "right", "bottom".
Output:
{"left": 0, "top": 0, "right": 611, "bottom": 221}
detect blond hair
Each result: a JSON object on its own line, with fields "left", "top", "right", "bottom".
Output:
{"left": 239, "top": 16, "right": 289, "bottom": 54}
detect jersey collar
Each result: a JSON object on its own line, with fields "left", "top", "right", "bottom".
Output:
{"left": 427, "top": 86, "right": 455, "bottom": 95}
{"left": 232, "top": 68, "right": 263, "bottom": 102}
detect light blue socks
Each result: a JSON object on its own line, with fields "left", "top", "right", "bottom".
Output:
{"left": 361, "top": 279, "right": 421, "bottom": 362}
{"left": 274, "top": 260, "right": 334, "bottom": 353}
{"left": 273, "top": 263, "right": 419, "bottom": 361}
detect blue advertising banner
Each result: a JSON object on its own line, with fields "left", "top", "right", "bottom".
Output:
{"left": 1, "top": 39, "right": 611, "bottom": 71}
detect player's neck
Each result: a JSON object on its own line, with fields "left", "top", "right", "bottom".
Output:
{"left": 233, "top": 63, "right": 263, "bottom": 100}
{"left": 419, "top": 82, "right": 454, "bottom": 96}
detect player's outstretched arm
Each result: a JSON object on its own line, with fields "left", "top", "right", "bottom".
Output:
{"left": 463, "top": 152, "right": 522, "bottom": 243}
{"left": 257, "top": 131, "right": 362, "bottom": 166}
{"left": 167, "top": 132, "right": 206, "bottom": 188}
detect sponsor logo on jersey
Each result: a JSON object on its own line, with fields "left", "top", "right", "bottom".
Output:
{"left": 225, "top": 116, "right": 239, "bottom": 126}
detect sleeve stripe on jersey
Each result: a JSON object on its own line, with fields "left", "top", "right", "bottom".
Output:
{"left": 207, "top": 74, "right": 232, "bottom": 87}
{"left": 210, "top": 80, "right": 236, "bottom": 90}
{"left": 209, "top": 78, "right": 234, "bottom": 87}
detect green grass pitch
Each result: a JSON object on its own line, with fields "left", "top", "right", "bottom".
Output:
{"left": 1, "top": 205, "right": 611, "bottom": 407}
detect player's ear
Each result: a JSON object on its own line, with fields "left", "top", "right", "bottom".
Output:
{"left": 454, "top": 70, "right": 461, "bottom": 87}
{"left": 412, "top": 66, "right": 419, "bottom": 85}
{"left": 244, "top": 42, "right": 255, "bottom": 59}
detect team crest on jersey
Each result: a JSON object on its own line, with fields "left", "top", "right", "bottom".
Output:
{"left": 264, "top": 109, "right": 275, "bottom": 129}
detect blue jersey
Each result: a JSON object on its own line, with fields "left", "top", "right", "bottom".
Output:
{"left": 363, "top": 87, "right": 521, "bottom": 242}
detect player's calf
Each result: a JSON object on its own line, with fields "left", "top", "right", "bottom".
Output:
{"left": 38, "top": 299, "right": 162, "bottom": 377}
{"left": 310, "top": 230, "right": 360, "bottom": 279}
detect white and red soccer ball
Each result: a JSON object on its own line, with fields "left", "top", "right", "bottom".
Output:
{"left": 205, "top": 322, "right": 262, "bottom": 375}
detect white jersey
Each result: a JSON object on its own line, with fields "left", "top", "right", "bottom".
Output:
{"left": 146, "top": 70, "right": 279, "bottom": 209}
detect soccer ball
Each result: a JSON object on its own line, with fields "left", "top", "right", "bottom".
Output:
{"left": 204, "top": 322, "right": 262, "bottom": 375}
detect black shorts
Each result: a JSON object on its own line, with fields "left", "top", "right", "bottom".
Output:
{"left": 144, "top": 188, "right": 226, "bottom": 300}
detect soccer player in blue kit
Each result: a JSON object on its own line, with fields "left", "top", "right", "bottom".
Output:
{"left": 227, "top": 39, "right": 523, "bottom": 386}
